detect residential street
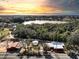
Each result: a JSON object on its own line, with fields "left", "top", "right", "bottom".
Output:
{"left": 0, "top": 52, "right": 79, "bottom": 59}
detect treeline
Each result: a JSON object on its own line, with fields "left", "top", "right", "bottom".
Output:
{"left": 0, "top": 15, "right": 79, "bottom": 23}
{"left": 12, "top": 20, "right": 79, "bottom": 46}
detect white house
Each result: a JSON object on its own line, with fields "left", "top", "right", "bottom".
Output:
{"left": 46, "top": 41, "right": 64, "bottom": 52}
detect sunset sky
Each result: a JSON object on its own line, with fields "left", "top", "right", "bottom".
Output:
{"left": 0, "top": 0, "right": 79, "bottom": 15}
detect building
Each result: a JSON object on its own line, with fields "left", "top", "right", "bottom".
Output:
{"left": 0, "top": 39, "right": 22, "bottom": 53}
{"left": 46, "top": 41, "right": 64, "bottom": 53}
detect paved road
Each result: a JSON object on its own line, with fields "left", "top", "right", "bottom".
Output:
{"left": 0, "top": 53, "right": 79, "bottom": 59}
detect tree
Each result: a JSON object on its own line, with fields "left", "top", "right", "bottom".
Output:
{"left": 12, "top": 18, "right": 24, "bottom": 23}
{"left": 68, "top": 29, "right": 79, "bottom": 46}
{"left": 13, "top": 24, "right": 37, "bottom": 39}
{"left": 0, "top": 28, "right": 11, "bottom": 39}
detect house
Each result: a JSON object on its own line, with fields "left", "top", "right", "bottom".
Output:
{"left": 46, "top": 41, "right": 64, "bottom": 53}
{"left": 0, "top": 40, "right": 22, "bottom": 53}
{"left": 7, "top": 41, "right": 22, "bottom": 53}
{"left": 0, "top": 41, "right": 7, "bottom": 52}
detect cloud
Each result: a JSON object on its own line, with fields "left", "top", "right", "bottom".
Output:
{"left": 0, "top": 1, "right": 62, "bottom": 15}
{"left": 0, "top": 6, "right": 5, "bottom": 10}
{"left": 0, "top": 0, "right": 79, "bottom": 15}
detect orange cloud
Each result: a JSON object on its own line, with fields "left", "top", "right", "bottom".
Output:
{"left": 0, "top": 6, "right": 5, "bottom": 10}
{"left": 0, "top": 2, "right": 62, "bottom": 15}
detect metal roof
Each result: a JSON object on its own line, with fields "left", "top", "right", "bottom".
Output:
{"left": 46, "top": 41, "right": 64, "bottom": 49}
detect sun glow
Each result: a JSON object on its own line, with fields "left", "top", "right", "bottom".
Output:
{"left": 12, "top": 3, "right": 37, "bottom": 10}
{"left": 0, "top": 0, "right": 62, "bottom": 15}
